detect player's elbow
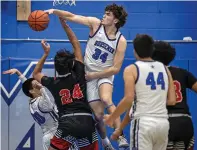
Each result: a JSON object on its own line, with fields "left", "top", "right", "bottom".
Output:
{"left": 125, "top": 95, "right": 134, "bottom": 104}
{"left": 112, "top": 66, "right": 120, "bottom": 75}
{"left": 167, "top": 98, "right": 176, "bottom": 106}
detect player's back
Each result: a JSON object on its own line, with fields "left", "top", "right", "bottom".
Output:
{"left": 29, "top": 97, "right": 58, "bottom": 135}
{"left": 84, "top": 25, "right": 122, "bottom": 72}
{"left": 133, "top": 61, "right": 169, "bottom": 119}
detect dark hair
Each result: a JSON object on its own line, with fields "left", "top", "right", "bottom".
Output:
{"left": 105, "top": 3, "right": 128, "bottom": 29}
{"left": 133, "top": 34, "right": 154, "bottom": 58}
{"left": 54, "top": 49, "right": 75, "bottom": 75}
{"left": 22, "top": 78, "right": 34, "bottom": 98}
{"left": 152, "top": 41, "right": 176, "bottom": 65}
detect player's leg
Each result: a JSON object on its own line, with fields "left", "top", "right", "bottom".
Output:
{"left": 43, "top": 131, "right": 56, "bottom": 150}
{"left": 130, "top": 118, "right": 152, "bottom": 150}
{"left": 87, "top": 79, "right": 114, "bottom": 149}
{"left": 49, "top": 136, "right": 72, "bottom": 150}
{"left": 187, "top": 136, "right": 195, "bottom": 150}
{"left": 152, "top": 118, "right": 169, "bottom": 150}
{"left": 98, "top": 77, "right": 129, "bottom": 148}
{"left": 174, "top": 116, "right": 194, "bottom": 150}
{"left": 80, "top": 141, "right": 99, "bottom": 150}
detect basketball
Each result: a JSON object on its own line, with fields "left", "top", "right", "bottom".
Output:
{"left": 28, "top": 10, "right": 49, "bottom": 31}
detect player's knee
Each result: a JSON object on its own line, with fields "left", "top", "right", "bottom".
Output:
{"left": 100, "top": 95, "right": 112, "bottom": 106}
{"left": 94, "top": 112, "right": 104, "bottom": 122}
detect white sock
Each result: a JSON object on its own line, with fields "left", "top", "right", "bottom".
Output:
{"left": 101, "top": 137, "right": 110, "bottom": 146}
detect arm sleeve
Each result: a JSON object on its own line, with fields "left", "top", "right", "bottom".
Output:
{"left": 19, "top": 75, "right": 27, "bottom": 83}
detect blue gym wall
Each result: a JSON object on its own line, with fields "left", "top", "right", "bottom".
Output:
{"left": 1, "top": 1, "right": 197, "bottom": 150}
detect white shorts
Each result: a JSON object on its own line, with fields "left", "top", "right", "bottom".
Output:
{"left": 130, "top": 117, "right": 169, "bottom": 150}
{"left": 42, "top": 130, "right": 56, "bottom": 150}
{"left": 86, "top": 76, "right": 114, "bottom": 102}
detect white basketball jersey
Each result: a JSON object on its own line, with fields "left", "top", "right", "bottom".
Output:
{"left": 29, "top": 88, "right": 58, "bottom": 135}
{"left": 84, "top": 25, "right": 122, "bottom": 72}
{"left": 133, "top": 61, "right": 169, "bottom": 119}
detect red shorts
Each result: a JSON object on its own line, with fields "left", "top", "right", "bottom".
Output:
{"left": 50, "top": 136, "right": 99, "bottom": 150}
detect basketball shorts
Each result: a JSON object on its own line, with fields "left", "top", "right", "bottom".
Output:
{"left": 86, "top": 76, "right": 114, "bottom": 102}
{"left": 50, "top": 114, "right": 98, "bottom": 150}
{"left": 130, "top": 117, "right": 169, "bottom": 150}
{"left": 167, "top": 115, "right": 194, "bottom": 150}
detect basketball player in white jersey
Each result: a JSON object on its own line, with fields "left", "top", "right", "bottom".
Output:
{"left": 3, "top": 68, "right": 58, "bottom": 150}
{"left": 45, "top": 3, "right": 129, "bottom": 149}
{"left": 104, "top": 34, "right": 177, "bottom": 150}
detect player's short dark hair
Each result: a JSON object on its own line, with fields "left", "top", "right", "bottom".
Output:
{"left": 152, "top": 41, "right": 176, "bottom": 65}
{"left": 54, "top": 49, "right": 75, "bottom": 75}
{"left": 22, "top": 78, "right": 34, "bottom": 98}
{"left": 133, "top": 34, "right": 154, "bottom": 58}
{"left": 105, "top": 3, "right": 128, "bottom": 29}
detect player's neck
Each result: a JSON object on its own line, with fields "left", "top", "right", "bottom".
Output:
{"left": 139, "top": 57, "right": 154, "bottom": 61}
{"left": 32, "top": 93, "right": 42, "bottom": 99}
{"left": 104, "top": 25, "right": 117, "bottom": 36}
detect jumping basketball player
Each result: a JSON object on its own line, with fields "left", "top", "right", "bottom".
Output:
{"left": 152, "top": 41, "right": 197, "bottom": 150}
{"left": 33, "top": 18, "right": 98, "bottom": 150}
{"left": 3, "top": 69, "right": 58, "bottom": 150}
{"left": 104, "top": 34, "right": 176, "bottom": 150}
{"left": 44, "top": 4, "right": 129, "bottom": 149}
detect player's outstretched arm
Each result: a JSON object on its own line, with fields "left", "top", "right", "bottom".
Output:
{"left": 3, "top": 68, "right": 27, "bottom": 83}
{"left": 110, "top": 110, "right": 131, "bottom": 141}
{"left": 33, "top": 40, "right": 50, "bottom": 83}
{"left": 59, "top": 17, "right": 83, "bottom": 63}
{"left": 166, "top": 67, "right": 176, "bottom": 105}
{"left": 185, "top": 70, "right": 197, "bottom": 93}
{"left": 86, "top": 36, "right": 127, "bottom": 80}
{"left": 45, "top": 9, "right": 100, "bottom": 29}
{"left": 103, "top": 65, "right": 135, "bottom": 127}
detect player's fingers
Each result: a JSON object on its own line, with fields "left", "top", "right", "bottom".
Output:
{"left": 3, "top": 70, "right": 10, "bottom": 74}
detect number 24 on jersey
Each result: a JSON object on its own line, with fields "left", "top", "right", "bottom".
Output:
{"left": 59, "top": 84, "right": 83, "bottom": 105}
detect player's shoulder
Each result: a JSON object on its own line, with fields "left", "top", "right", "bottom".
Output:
{"left": 168, "top": 66, "right": 188, "bottom": 74}
{"left": 124, "top": 64, "right": 137, "bottom": 73}
{"left": 119, "top": 34, "right": 126, "bottom": 43}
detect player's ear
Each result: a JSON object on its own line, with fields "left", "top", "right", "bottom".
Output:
{"left": 114, "top": 18, "right": 119, "bottom": 24}
{"left": 29, "top": 89, "right": 34, "bottom": 94}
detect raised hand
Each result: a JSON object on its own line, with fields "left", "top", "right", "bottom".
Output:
{"left": 3, "top": 68, "right": 19, "bottom": 75}
{"left": 41, "top": 40, "right": 50, "bottom": 55}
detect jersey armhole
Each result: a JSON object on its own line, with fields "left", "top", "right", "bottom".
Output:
{"left": 133, "top": 63, "right": 139, "bottom": 84}
{"left": 89, "top": 24, "right": 102, "bottom": 38}
{"left": 116, "top": 33, "right": 122, "bottom": 49}
{"left": 163, "top": 65, "right": 169, "bottom": 81}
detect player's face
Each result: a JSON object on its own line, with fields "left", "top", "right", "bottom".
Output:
{"left": 101, "top": 11, "right": 118, "bottom": 26}
{"left": 31, "top": 80, "right": 41, "bottom": 95}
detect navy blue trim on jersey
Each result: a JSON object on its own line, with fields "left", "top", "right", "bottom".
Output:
{"left": 139, "top": 60, "right": 155, "bottom": 62}
{"left": 89, "top": 24, "right": 102, "bottom": 38}
{"left": 99, "top": 82, "right": 113, "bottom": 88}
{"left": 132, "top": 119, "right": 137, "bottom": 148}
{"left": 49, "top": 112, "right": 58, "bottom": 122}
{"left": 51, "top": 110, "right": 58, "bottom": 120}
{"left": 133, "top": 64, "right": 139, "bottom": 84}
{"left": 103, "top": 26, "right": 117, "bottom": 41}
{"left": 88, "top": 99, "right": 101, "bottom": 103}
{"left": 29, "top": 98, "right": 37, "bottom": 104}
{"left": 163, "top": 65, "right": 169, "bottom": 81}
{"left": 116, "top": 34, "right": 122, "bottom": 50}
